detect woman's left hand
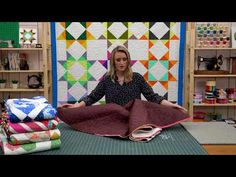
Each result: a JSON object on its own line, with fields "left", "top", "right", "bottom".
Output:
{"left": 160, "top": 100, "right": 188, "bottom": 113}
{"left": 171, "top": 104, "right": 188, "bottom": 113}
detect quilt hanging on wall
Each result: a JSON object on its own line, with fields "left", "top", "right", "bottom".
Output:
{"left": 51, "top": 22, "right": 185, "bottom": 107}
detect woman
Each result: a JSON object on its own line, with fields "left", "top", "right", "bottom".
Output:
{"left": 60, "top": 45, "right": 187, "bottom": 112}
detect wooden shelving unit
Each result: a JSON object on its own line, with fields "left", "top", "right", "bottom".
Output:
{"left": 187, "top": 22, "right": 236, "bottom": 119}
{"left": 194, "top": 75, "right": 236, "bottom": 78}
{"left": 0, "top": 70, "right": 44, "bottom": 73}
{"left": 0, "top": 48, "right": 43, "bottom": 51}
{"left": 0, "top": 22, "right": 52, "bottom": 104}
{"left": 0, "top": 88, "right": 44, "bottom": 92}
{"left": 193, "top": 103, "right": 236, "bottom": 107}
{"left": 194, "top": 48, "right": 236, "bottom": 50}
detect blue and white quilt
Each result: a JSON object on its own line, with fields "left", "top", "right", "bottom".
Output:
{"left": 5, "top": 96, "right": 57, "bottom": 123}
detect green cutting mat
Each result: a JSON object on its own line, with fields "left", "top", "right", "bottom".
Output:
{"left": 33, "top": 123, "right": 207, "bottom": 155}
{"left": 0, "top": 22, "right": 20, "bottom": 48}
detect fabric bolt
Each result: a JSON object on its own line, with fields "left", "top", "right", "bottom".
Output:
{"left": 57, "top": 99, "right": 191, "bottom": 142}
{"left": 0, "top": 128, "right": 61, "bottom": 155}
{"left": 5, "top": 96, "right": 57, "bottom": 123}
{"left": 6, "top": 129, "right": 61, "bottom": 145}
{"left": 2, "top": 117, "right": 60, "bottom": 135}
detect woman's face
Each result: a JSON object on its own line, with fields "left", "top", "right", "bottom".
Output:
{"left": 114, "top": 51, "right": 128, "bottom": 72}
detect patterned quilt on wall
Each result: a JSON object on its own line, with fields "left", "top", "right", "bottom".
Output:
{"left": 51, "top": 22, "right": 185, "bottom": 107}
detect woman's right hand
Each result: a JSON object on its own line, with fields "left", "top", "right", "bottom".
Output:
{"left": 59, "top": 101, "right": 86, "bottom": 109}
{"left": 58, "top": 103, "right": 75, "bottom": 108}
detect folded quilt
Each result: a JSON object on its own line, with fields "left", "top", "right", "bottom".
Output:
{"left": 5, "top": 128, "right": 61, "bottom": 145}
{"left": 57, "top": 99, "right": 191, "bottom": 142}
{"left": 2, "top": 117, "right": 60, "bottom": 134}
{"left": 5, "top": 96, "right": 57, "bottom": 123}
{"left": 0, "top": 128, "right": 61, "bottom": 155}
{"left": 129, "top": 125, "right": 162, "bottom": 142}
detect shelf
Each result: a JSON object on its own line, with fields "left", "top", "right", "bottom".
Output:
{"left": 188, "top": 22, "right": 236, "bottom": 118}
{"left": 0, "top": 70, "right": 44, "bottom": 73}
{"left": 0, "top": 22, "right": 51, "bottom": 102}
{"left": 194, "top": 74, "right": 236, "bottom": 78}
{"left": 193, "top": 103, "right": 236, "bottom": 107}
{"left": 194, "top": 48, "right": 236, "bottom": 50}
{"left": 0, "top": 48, "right": 43, "bottom": 51}
{"left": 0, "top": 88, "right": 44, "bottom": 92}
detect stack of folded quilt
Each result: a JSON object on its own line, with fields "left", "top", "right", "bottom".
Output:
{"left": 0, "top": 96, "right": 61, "bottom": 155}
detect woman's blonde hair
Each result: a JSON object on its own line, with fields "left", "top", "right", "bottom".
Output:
{"left": 108, "top": 45, "right": 133, "bottom": 83}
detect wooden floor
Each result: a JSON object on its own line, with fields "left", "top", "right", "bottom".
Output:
{"left": 203, "top": 145, "right": 236, "bottom": 155}
{"left": 193, "top": 119, "right": 236, "bottom": 155}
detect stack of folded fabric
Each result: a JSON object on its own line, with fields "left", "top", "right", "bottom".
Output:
{"left": 204, "top": 81, "right": 217, "bottom": 104}
{"left": 0, "top": 96, "right": 61, "bottom": 155}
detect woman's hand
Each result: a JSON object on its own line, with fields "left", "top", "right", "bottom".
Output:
{"left": 170, "top": 104, "right": 188, "bottom": 113}
{"left": 58, "top": 101, "right": 86, "bottom": 109}
{"left": 58, "top": 103, "right": 76, "bottom": 108}
{"left": 160, "top": 100, "right": 188, "bottom": 113}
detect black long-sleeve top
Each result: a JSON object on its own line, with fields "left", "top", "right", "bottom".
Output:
{"left": 80, "top": 72, "right": 165, "bottom": 106}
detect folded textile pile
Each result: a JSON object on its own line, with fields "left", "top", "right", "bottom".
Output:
{"left": 57, "top": 99, "right": 191, "bottom": 142}
{"left": 0, "top": 96, "right": 61, "bottom": 155}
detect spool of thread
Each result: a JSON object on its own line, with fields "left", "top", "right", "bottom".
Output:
{"left": 205, "top": 97, "right": 216, "bottom": 100}
{"left": 206, "top": 81, "right": 216, "bottom": 86}
{"left": 226, "top": 88, "right": 235, "bottom": 99}
{"left": 205, "top": 91, "right": 214, "bottom": 95}
{"left": 205, "top": 97, "right": 215, "bottom": 100}
{"left": 205, "top": 81, "right": 216, "bottom": 92}
{"left": 194, "top": 92, "right": 203, "bottom": 98}
{"left": 205, "top": 85, "right": 216, "bottom": 92}
{"left": 193, "top": 98, "right": 202, "bottom": 104}
{"left": 217, "top": 98, "right": 228, "bottom": 104}
{"left": 210, "top": 41, "right": 214, "bottom": 46}
{"left": 204, "top": 98, "right": 216, "bottom": 104}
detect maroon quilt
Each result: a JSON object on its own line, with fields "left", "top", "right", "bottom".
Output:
{"left": 57, "top": 99, "right": 191, "bottom": 142}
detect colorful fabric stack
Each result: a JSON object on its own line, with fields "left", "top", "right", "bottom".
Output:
{"left": 204, "top": 81, "right": 217, "bottom": 104}
{"left": 0, "top": 96, "right": 61, "bottom": 155}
